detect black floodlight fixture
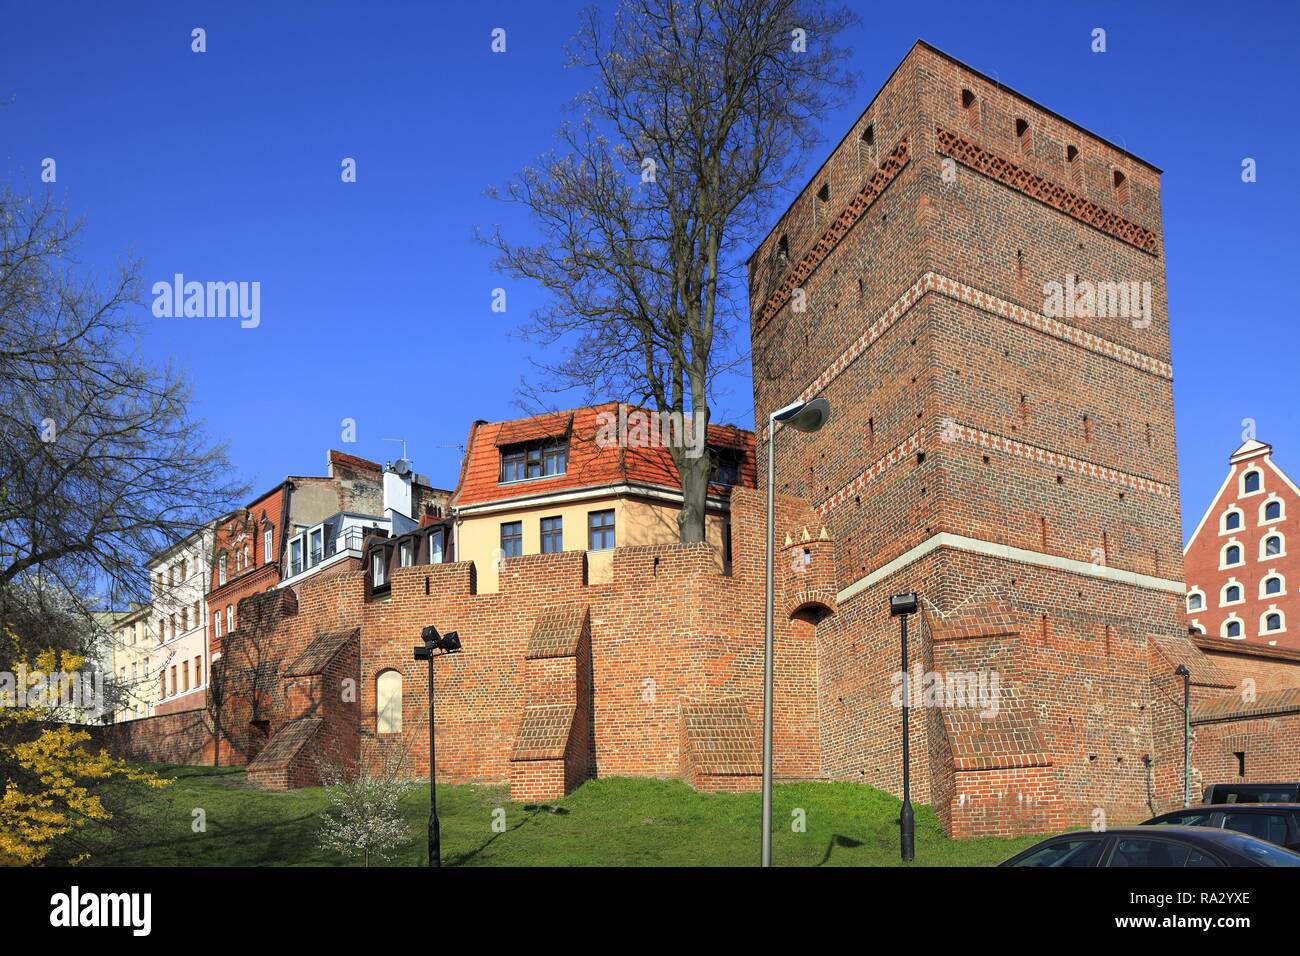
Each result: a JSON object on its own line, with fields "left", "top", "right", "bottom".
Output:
{"left": 889, "top": 592, "right": 918, "bottom": 616}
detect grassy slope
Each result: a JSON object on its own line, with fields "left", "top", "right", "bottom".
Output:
{"left": 83, "top": 765, "right": 1043, "bottom": 867}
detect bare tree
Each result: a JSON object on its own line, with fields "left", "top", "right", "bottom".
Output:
{"left": 485, "top": 0, "right": 856, "bottom": 542}
{"left": 0, "top": 190, "right": 247, "bottom": 659}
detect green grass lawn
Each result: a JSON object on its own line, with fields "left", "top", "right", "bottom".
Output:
{"left": 82, "top": 764, "right": 1043, "bottom": 867}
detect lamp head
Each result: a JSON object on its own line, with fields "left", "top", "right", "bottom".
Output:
{"left": 774, "top": 397, "right": 830, "bottom": 433}
{"left": 1175, "top": 664, "right": 1190, "bottom": 678}
{"left": 889, "top": 592, "right": 918, "bottom": 616}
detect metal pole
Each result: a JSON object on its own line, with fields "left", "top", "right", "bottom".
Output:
{"left": 428, "top": 658, "right": 441, "bottom": 867}
{"left": 1183, "top": 671, "right": 1191, "bottom": 808}
{"left": 761, "top": 413, "right": 776, "bottom": 868}
{"left": 900, "top": 612, "right": 915, "bottom": 862}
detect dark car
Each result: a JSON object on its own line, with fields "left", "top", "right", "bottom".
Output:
{"left": 999, "top": 826, "right": 1300, "bottom": 867}
{"left": 1202, "top": 782, "right": 1300, "bottom": 804}
{"left": 1143, "top": 804, "right": 1300, "bottom": 851}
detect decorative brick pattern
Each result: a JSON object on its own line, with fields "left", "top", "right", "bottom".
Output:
{"left": 755, "top": 137, "right": 911, "bottom": 331}
{"left": 939, "top": 420, "right": 1172, "bottom": 497}
{"left": 936, "top": 127, "right": 1160, "bottom": 254}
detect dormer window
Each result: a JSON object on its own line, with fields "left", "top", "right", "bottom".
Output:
{"left": 710, "top": 447, "right": 743, "bottom": 486}
{"left": 372, "top": 550, "right": 387, "bottom": 588}
{"left": 500, "top": 440, "right": 568, "bottom": 483}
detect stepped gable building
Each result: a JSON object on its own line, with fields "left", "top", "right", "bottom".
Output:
{"left": 1184, "top": 440, "right": 1299, "bottom": 650}
{"left": 94, "top": 42, "right": 1300, "bottom": 836}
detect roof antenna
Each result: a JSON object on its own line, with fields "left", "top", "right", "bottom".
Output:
{"left": 382, "top": 437, "right": 411, "bottom": 475}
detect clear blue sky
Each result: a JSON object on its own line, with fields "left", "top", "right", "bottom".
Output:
{"left": 2, "top": 1, "right": 1296, "bottom": 542}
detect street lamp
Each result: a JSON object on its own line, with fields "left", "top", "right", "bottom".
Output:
{"left": 413, "top": 625, "right": 462, "bottom": 867}
{"left": 762, "top": 396, "right": 830, "bottom": 867}
{"left": 1175, "top": 663, "right": 1191, "bottom": 808}
{"left": 890, "top": 592, "right": 918, "bottom": 863}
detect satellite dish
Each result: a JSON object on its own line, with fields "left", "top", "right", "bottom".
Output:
{"left": 392, "top": 459, "right": 411, "bottom": 476}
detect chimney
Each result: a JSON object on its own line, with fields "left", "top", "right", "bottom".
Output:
{"left": 383, "top": 458, "right": 415, "bottom": 533}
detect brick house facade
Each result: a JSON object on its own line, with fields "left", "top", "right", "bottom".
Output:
{"left": 1183, "top": 440, "right": 1299, "bottom": 649}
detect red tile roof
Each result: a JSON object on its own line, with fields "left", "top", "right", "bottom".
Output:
{"left": 451, "top": 402, "right": 755, "bottom": 509}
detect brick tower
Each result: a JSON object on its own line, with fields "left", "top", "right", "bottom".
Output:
{"left": 749, "top": 41, "right": 1187, "bottom": 834}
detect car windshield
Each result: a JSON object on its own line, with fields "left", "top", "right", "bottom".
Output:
{"left": 1218, "top": 833, "right": 1300, "bottom": 866}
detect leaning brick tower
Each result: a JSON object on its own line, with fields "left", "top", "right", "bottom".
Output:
{"left": 749, "top": 41, "right": 1186, "bottom": 835}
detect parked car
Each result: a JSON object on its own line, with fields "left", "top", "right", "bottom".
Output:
{"left": 1202, "top": 782, "right": 1300, "bottom": 804}
{"left": 1142, "top": 804, "right": 1300, "bottom": 850}
{"left": 999, "top": 826, "right": 1300, "bottom": 867}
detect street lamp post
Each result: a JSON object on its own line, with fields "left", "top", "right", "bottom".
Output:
{"left": 1175, "top": 663, "right": 1191, "bottom": 807}
{"left": 890, "top": 592, "right": 918, "bottom": 863}
{"left": 762, "top": 396, "right": 830, "bottom": 868}
{"left": 413, "top": 625, "right": 462, "bottom": 867}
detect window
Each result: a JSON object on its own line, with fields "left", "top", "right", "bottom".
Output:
{"left": 169, "top": 614, "right": 176, "bottom": 640}
{"left": 1007, "top": 837, "right": 1102, "bottom": 868}
{"left": 244, "top": 542, "right": 251, "bottom": 568}
{"left": 960, "top": 88, "right": 978, "bottom": 128}
{"left": 588, "top": 510, "right": 616, "bottom": 551}
{"left": 263, "top": 526, "right": 273, "bottom": 563}
{"left": 500, "top": 441, "right": 568, "bottom": 482}
{"left": 1112, "top": 169, "right": 1128, "bottom": 204}
{"left": 500, "top": 521, "right": 523, "bottom": 559}
{"left": 180, "top": 558, "right": 187, "bottom": 579}
{"left": 225, "top": 605, "right": 233, "bottom": 633}
{"left": 1242, "top": 470, "right": 1262, "bottom": 494}
{"left": 1223, "top": 509, "right": 1241, "bottom": 531}
{"left": 858, "top": 123, "right": 875, "bottom": 171}
{"left": 710, "top": 448, "right": 742, "bottom": 486}
{"left": 1225, "top": 619, "right": 1242, "bottom": 639}
{"left": 399, "top": 541, "right": 413, "bottom": 568}
{"left": 182, "top": 661, "right": 189, "bottom": 692}
{"left": 777, "top": 234, "right": 789, "bottom": 265}
{"left": 377, "top": 671, "right": 403, "bottom": 734}
{"left": 169, "top": 666, "right": 177, "bottom": 697}
{"left": 1107, "top": 838, "right": 1189, "bottom": 867}
{"left": 180, "top": 608, "right": 188, "bottom": 631}
{"left": 289, "top": 537, "right": 304, "bottom": 577}
{"left": 1264, "top": 611, "right": 1283, "bottom": 633}
{"left": 308, "top": 528, "right": 323, "bottom": 566}
{"left": 1186, "top": 591, "right": 1203, "bottom": 611}
{"left": 214, "top": 613, "right": 222, "bottom": 639}
{"left": 539, "top": 516, "right": 564, "bottom": 554}
{"left": 814, "top": 182, "right": 830, "bottom": 227}
{"left": 1223, "top": 583, "right": 1242, "bottom": 605}
{"left": 372, "top": 551, "right": 387, "bottom": 588}
{"left": 1263, "top": 575, "right": 1283, "bottom": 597}
{"left": 168, "top": 565, "right": 175, "bottom": 586}
{"left": 1263, "top": 499, "right": 1283, "bottom": 522}
{"left": 218, "top": 554, "right": 227, "bottom": 586}
{"left": 428, "top": 529, "right": 444, "bottom": 564}
{"left": 1263, "top": 534, "right": 1283, "bottom": 558}
{"left": 194, "top": 656, "right": 202, "bottom": 687}
{"left": 1223, "top": 812, "right": 1292, "bottom": 846}
{"left": 1015, "top": 117, "right": 1031, "bottom": 153}
{"left": 1223, "top": 543, "right": 1242, "bottom": 567}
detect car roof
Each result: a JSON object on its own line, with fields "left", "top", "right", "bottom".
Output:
{"left": 1193, "top": 803, "right": 1300, "bottom": 811}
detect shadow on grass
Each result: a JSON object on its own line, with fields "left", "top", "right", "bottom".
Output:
{"left": 816, "top": 833, "right": 865, "bottom": 866}
{"left": 442, "top": 804, "right": 550, "bottom": 867}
